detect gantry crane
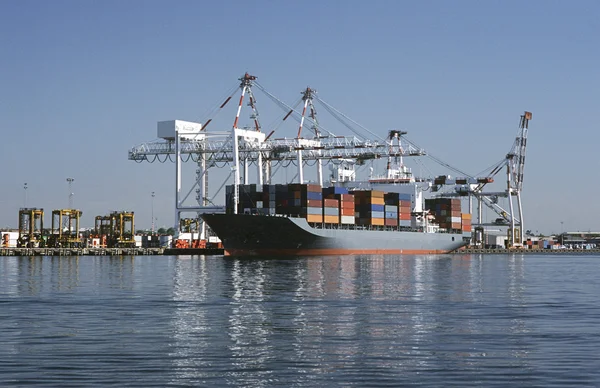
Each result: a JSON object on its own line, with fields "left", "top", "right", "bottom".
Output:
{"left": 432, "top": 111, "right": 532, "bottom": 247}
{"left": 128, "top": 73, "right": 530, "bottom": 242}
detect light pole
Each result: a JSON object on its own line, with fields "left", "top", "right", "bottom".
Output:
{"left": 23, "top": 183, "right": 28, "bottom": 208}
{"left": 560, "top": 221, "right": 564, "bottom": 245}
{"left": 66, "top": 177, "right": 74, "bottom": 208}
{"left": 151, "top": 191, "right": 155, "bottom": 234}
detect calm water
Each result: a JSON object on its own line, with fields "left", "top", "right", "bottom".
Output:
{"left": 1, "top": 254, "right": 599, "bottom": 387}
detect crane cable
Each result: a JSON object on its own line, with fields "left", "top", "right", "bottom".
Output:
{"left": 314, "top": 96, "right": 387, "bottom": 142}
{"left": 254, "top": 82, "right": 338, "bottom": 138}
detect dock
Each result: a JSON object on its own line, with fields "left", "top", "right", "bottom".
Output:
{"left": 0, "top": 247, "right": 224, "bottom": 256}
{"left": 2, "top": 247, "right": 598, "bottom": 257}
{"left": 457, "top": 248, "right": 600, "bottom": 255}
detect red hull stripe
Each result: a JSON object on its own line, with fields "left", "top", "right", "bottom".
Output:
{"left": 224, "top": 248, "right": 453, "bottom": 256}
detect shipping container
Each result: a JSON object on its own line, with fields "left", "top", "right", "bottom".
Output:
{"left": 340, "top": 215, "right": 355, "bottom": 224}
{"left": 306, "top": 214, "right": 323, "bottom": 223}
{"left": 323, "top": 198, "right": 339, "bottom": 208}
{"left": 340, "top": 208, "right": 354, "bottom": 216}
{"left": 323, "top": 207, "right": 340, "bottom": 216}
{"left": 324, "top": 215, "right": 339, "bottom": 224}
{"left": 307, "top": 199, "right": 322, "bottom": 208}
{"left": 322, "top": 186, "right": 349, "bottom": 196}
{"left": 385, "top": 212, "right": 398, "bottom": 219}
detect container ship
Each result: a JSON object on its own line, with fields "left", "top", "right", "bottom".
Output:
{"left": 201, "top": 182, "right": 471, "bottom": 256}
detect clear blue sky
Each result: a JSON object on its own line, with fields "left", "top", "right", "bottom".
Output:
{"left": 1, "top": 0, "right": 598, "bottom": 234}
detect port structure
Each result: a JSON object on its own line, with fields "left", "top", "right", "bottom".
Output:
{"left": 18, "top": 208, "right": 44, "bottom": 247}
{"left": 432, "top": 112, "right": 532, "bottom": 247}
{"left": 129, "top": 73, "right": 426, "bottom": 236}
{"left": 49, "top": 209, "right": 83, "bottom": 248}
{"left": 128, "top": 73, "right": 526, "bottom": 241}
{"left": 94, "top": 211, "right": 135, "bottom": 248}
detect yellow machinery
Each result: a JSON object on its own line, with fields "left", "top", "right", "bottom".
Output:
{"left": 48, "top": 209, "right": 83, "bottom": 248}
{"left": 180, "top": 218, "right": 199, "bottom": 233}
{"left": 94, "top": 211, "right": 135, "bottom": 248}
{"left": 18, "top": 208, "right": 44, "bottom": 247}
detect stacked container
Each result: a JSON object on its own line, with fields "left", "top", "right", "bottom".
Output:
{"left": 226, "top": 184, "right": 264, "bottom": 214}
{"left": 258, "top": 184, "right": 277, "bottom": 216}
{"left": 338, "top": 193, "right": 355, "bottom": 224}
{"left": 323, "top": 187, "right": 353, "bottom": 225}
{"left": 383, "top": 192, "right": 399, "bottom": 227}
{"left": 424, "top": 198, "right": 462, "bottom": 231}
{"left": 461, "top": 213, "right": 472, "bottom": 234}
{"left": 399, "top": 193, "right": 412, "bottom": 227}
{"left": 288, "top": 183, "right": 323, "bottom": 223}
{"left": 275, "top": 184, "right": 290, "bottom": 213}
{"left": 323, "top": 198, "right": 340, "bottom": 224}
{"left": 353, "top": 190, "right": 385, "bottom": 226}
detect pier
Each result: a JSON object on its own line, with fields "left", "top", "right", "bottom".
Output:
{"left": 0, "top": 247, "right": 226, "bottom": 256}
{"left": 457, "top": 248, "right": 600, "bottom": 255}
{"left": 0, "top": 247, "right": 166, "bottom": 256}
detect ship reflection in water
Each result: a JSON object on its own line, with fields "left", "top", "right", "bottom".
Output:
{"left": 1, "top": 254, "right": 598, "bottom": 386}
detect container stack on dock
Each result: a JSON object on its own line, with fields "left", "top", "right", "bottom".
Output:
{"left": 353, "top": 190, "right": 385, "bottom": 226}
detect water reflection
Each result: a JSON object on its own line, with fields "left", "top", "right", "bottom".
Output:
{"left": 168, "top": 256, "right": 213, "bottom": 385}
{"left": 225, "top": 259, "right": 273, "bottom": 386}
{"left": 2, "top": 254, "right": 578, "bottom": 386}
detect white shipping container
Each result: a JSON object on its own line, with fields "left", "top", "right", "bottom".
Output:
{"left": 340, "top": 215, "right": 355, "bottom": 224}
{"left": 208, "top": 236, "right": 221, "bottom": 243}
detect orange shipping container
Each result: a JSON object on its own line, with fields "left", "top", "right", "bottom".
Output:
{"left": 338, "top": 194, "right": 353, "bottom": 202}
{"left": 341, "top": 207, "right": 354, "bottom": 216}
{"left": 461, "top": 213, "right": 472, "bottom": 220}
{"left": 372, "top": 218, "right": 385, "bottom": 226}
{"left": 399, "top": 213, "right": 411, "bottom": 221}
{"left": 307, "top": 199, "right": 322, "bottom": 207}
{"left": 341, "top": 201, "right": 354, "bottom": 209}
{"left": 324, "top": 215, "right": 339, "bottom": 224}
{"left": 306, "top": 214, "right": 323, "bottom": 223}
